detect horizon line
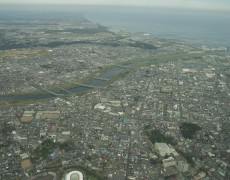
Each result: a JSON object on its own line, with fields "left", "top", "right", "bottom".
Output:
{"left": 0, "top": 3, "right": 230, "bottom": 11}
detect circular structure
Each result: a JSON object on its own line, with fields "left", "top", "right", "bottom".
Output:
{"left": 65, "top": 171, "right": 84, "bottom": 180}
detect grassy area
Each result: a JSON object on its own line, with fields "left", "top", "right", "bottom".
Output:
{"left": 0, "top": 101, "right": 9, "bottom": 106}
{"left": 0, "top": 48, "right": 49, "bottom": 59}
{"left": 3, "top": 176, "right": 23, "bottom": 180}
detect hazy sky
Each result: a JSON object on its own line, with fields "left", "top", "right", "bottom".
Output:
{"left": 0, "top": 0, "right": 230, "bottom": 11}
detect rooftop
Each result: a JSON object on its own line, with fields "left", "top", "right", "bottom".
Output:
{"left": 65, "top": 171, "right": 84, "bottom": 180}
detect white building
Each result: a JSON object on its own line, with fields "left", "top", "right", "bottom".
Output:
{"left": 62, "top": 131, "right": 71, "bottom": 136}
{"left": 162, "top": 157, "right": 176, "bottom": 168}
{"left": 177, "top": 160, "right": 189, "bottom": 172}
{"left": 65, "top": 171, "right": 84, "bottom": 180}
{"left": 155, "top": 143, "right": 179, "bottom": 158}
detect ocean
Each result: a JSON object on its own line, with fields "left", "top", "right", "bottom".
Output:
{"left": 82, "top": 6, "right": 230, "bottom": 47}
{"left": 1, "top": 5, "right": 230, "bottom": 47}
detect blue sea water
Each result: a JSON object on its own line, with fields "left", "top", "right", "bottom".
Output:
{"left": 82, "top": 6, "right": 230, "bottom": 47}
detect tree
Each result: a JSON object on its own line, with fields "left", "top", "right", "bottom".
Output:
{"left": 179, "top": 122, "right": 202, "bottom": 139}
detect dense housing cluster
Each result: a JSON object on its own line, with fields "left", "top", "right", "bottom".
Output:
{"left": 0, "top": 12, "right": 230, "bottom": 180}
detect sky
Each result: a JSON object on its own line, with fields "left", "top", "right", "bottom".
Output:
{"left": 0, "top": 0, "right": 230, "bottom": 11}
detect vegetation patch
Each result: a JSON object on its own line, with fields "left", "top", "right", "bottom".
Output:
{"left": 31, "top": 139, "right": 75, "bottom": 163}
{"left": 145, "top": 129, "right": 176, "bottom": 145}
{"left": 179, "top": 122, "right": 202, "bottom": 139}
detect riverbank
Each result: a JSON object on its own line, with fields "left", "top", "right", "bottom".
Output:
{"left": 0, "top": 51, "right": 207, "bottom": 106}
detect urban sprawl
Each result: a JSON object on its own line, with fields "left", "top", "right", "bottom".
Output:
{"left": 0, "top": 12, "right": 230, "bottom": 180}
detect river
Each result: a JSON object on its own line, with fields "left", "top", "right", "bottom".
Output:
{"left": 0, "top": 66, "right": 127, "bottom": 102}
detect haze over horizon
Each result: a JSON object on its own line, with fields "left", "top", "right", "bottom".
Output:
{"left": 0, "top": 0, "right": 230, "bottom": 11}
